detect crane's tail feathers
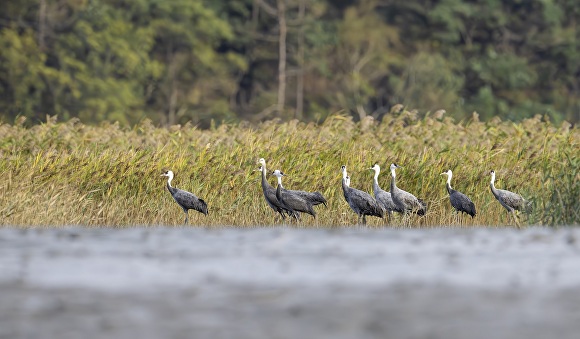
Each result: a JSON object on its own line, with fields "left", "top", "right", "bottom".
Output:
{"left": 524, "top": 199, "right": 533, "bottom": 214}
{"left": 312, "top": 192, "right": 327, "bottom": 207}
{"left": 417, "top": 199, "right": 427, "bottom": 216}
{"left": 198, "top": 199, "right": 209, "bottom": 215}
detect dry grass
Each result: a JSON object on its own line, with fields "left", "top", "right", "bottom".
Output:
{"left": 0, "top": 113, "right": 578, "bottom": 227}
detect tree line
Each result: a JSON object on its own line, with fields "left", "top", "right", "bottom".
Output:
{"left": 1, "top": 0, "right": 579, "bottom": 127}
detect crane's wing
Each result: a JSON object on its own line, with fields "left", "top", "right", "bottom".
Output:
{"left": 374, "top": 188, "right": 399, "bottom": 212}
{"left": 280, "top": 189, "right": 315, "bottom": 216}
{"left": 497, "top": 189, "right": 526, "bottom": 211}
{"left": 450, "top": 191, "right": 476, "bottom": 216}
{"left": 172, "top": 188, "right": 208, "bottom": 215}
{"left": 348, "top": 188, "right": 384, "bottom": 217}
{"left": 290, "top": 189, "right": 327, "bottom": 207}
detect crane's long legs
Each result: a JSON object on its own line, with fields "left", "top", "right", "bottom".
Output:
{"left": 183, "top": 210, "right": 189, "bottom": 225}
{"left": 511, "top": 210, "right": 521, "bottom": 229}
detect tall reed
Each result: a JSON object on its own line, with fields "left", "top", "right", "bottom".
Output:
{"left": 0, "top": 113, "right": 577, "bottom": 227}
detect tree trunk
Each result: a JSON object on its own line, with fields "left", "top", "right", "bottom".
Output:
{"left": 295, "top": 0, "right": 305, "bottom": 120}
{"left": 166, "top": 44, "right": 177, "bottom": 126}
{"left": 276, "top": 0, "right": 287, "bottom": 116}
{"left": 38, "top": 0, "right": 47, "bottom": 50}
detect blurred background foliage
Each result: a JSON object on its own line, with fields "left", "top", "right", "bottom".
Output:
{"left": 1, "top": 0, "right": 579, "bottom": 127}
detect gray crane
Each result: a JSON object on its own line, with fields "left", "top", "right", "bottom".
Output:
{"left": 161, "top": 170, "right": 208, "bottom": 224}
{"left": 272, "top": 170, "right": 316, "bottom": 219}
{"left": 440, "top": 170, "right": 476, "bottom": 218}
{"left": 369, "top": 164, "right": 402, "bottom": 223}
{"left": 257, "top": 159, "right": 293, "bottom": 220}
{"left": 490, "top": 170, "right": 531, "bottom": 227}
{"left": 270, "top": 169, "right": 327, "bottom": 207}
{"left": 341, "top": 165, "right": 384, "bottom": 224}
{"left": 389, "top": 164, "right": 427, "bottom": 216}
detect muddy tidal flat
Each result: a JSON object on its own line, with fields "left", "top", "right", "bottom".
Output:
{"left": 1, "top": 226, "right": 579, "bottom": 339}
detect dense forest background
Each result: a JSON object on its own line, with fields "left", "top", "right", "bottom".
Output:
{"left": 1, "top": 0, "right": 579, "bottom": 127}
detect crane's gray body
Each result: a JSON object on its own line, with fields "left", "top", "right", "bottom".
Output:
{"left": 342, "top": 177, "right": 384, "bottom": 224}
{"left": 390, "top": 165, "right": 427, "bottom": 216}
{"left": 372, "top": 181, "right": 398, "bottom": 213}
{"left": 441, "top": 170, "right": 476, "bottom": 218}
{"left": 167, "top": 184, "right": 208, "bottom": 217}
{"left": 260, "top": 168, "right": 291, "bottom": 219}
{"left": 290, "top": 190, "right": 327, "bottom": 207}
{"left": 490, "top": 186, "right": 529, "bottom": 213}
{"left": 276, "top": 184, "right": 316, "bottom": 219}
{"left": 446, "top": 183, "right": 476, "bottom": 217}
{"left": 270, "top": 169, "right": 323, "bottom": 219}
{"left": 370, "top": 165, "right": 403, "bottom": 223}
{"left": 489, "top": 170, "right": 531, "bottom": 227}
{"left": 162, "top": 170, "right": 207, "bottom": 224}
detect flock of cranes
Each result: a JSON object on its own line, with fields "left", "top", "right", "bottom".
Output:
{"left": 161, "top": 158, "right": 532, "bottom": 227}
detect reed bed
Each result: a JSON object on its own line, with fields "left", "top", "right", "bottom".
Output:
{"left": 0, "top": 113, "right": 578, "bottom": 227}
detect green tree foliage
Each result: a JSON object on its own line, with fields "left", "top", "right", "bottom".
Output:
{"left": 0, "top": 0, "right": 579, "bottom": 126}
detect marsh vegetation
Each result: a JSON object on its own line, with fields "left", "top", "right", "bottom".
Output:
{"left": 0, "top": 113, "right": 578, "bottom": 227}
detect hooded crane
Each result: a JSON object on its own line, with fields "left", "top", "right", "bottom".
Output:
{"left": 369, "top": 164, "right": 402, "bottom": 223}
{"left": 389, "top": 164, "right": 427, "bottom": 216}
{"left": 269, "top": 169, "right": 327, "bottom": 207}
{"left": 341, "top": 165, "right": 384, "bottom": 224}
{"left": 161, "top": 170, "right": 208, "bottom": 224}
{"left": 490, "top": 170, "right": 531, "bottom": 227}
{"left": 440, "top": 170, "right": 476, "bottom": 218}
{"left": 272, "top": 170, "right": 316, "bottom": 219}
{"left": 257, "top": 159, "right": 293, "bottom": 220}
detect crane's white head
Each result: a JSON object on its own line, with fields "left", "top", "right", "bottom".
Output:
{"left": 440, "top": 169, "right": 453, "bottom": 177}
{"left": 440, "top": 169, "right": 452, "bottom": 184}
{"left": 272, "top": 169, "right": 285, "bottom": 187}
{"left": 490, "top": 170, "right": 496, "bottom": 184}
{"left": 369, "top": 164, "right": 380, "bottom": 172}
{"left": 390, "top": 163, "right": 401, "bottom": 177}
{"left": 161, "top": 170, "right": 174, "bottom": 187}
{"left": 341, "top": 165, "right": 348, "bottom": 179}
{"left": 258, "top": 158, "right": 266, "bottom": 166}
{"left": 272, "top": 170, "right": 285, "bottom": 178}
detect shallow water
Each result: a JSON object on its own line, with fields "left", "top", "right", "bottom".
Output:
{"left": 1, "top": 226, "right": 579, "bottom": 339}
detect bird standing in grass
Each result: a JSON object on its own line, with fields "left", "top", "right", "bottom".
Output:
{"left": 341, "top": 165, "right": 384, "bottom": 225}
{"left": 270, "top": 169, "right": 327, "bottom": 207}
{"left": 161, "top": 170, "right": 208, "bottom": 224}
{"left": 257, "top": 159, "right": 292, "bottom": 220}
{"left": 369, "top": 164, "right": 401, "bottom": 223}
{"left": 440, "top": 170, "right": 476, "bottom": 219}
{"left": 272, "top": 170, "right": 316, "bottom": 219}
{"left": 389, "top": 164, "right": 427, "bottom": 216}
{"left": 489, "top": 170, "right": 531, "bottom": 227}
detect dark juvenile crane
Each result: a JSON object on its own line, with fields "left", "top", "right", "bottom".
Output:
{"left": 490, "top": 170, "right": 531, "bottom": 227}
{"left": 272, "top": 170, "right": 316, "bottom": 219}
{"left": 369, "top": 164, "right": 402, "bottom": 223}
{"left": 257, "top": 159, "right": 292, "bottom": 220}
{"left": 341, "top": 165, "right": 384, "bottom": 224}
{"left": 440, "top": 170, "right": 476, "bottom": 218}
{"left": 161, "top": 170, "right": 208, "bottom": 224}
{"left": 389, "top": 164, "right": 427, "bottom": 216}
